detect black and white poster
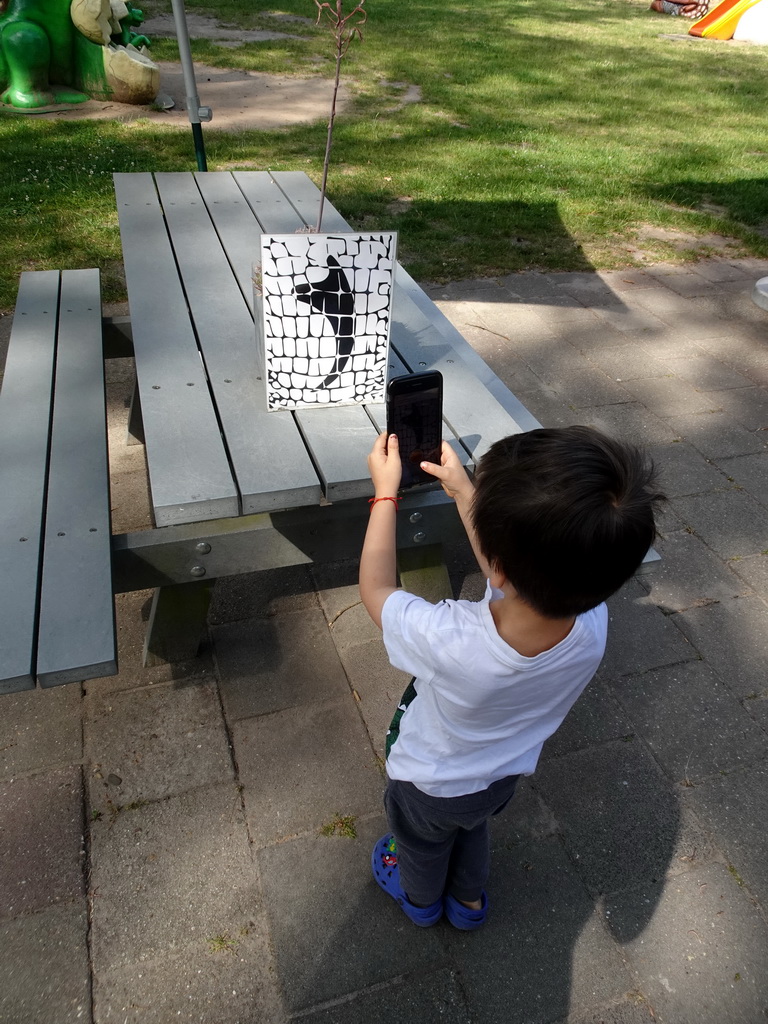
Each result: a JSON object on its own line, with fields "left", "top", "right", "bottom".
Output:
{"left": 256, "top": 232, "right": 396, "bottom": 411}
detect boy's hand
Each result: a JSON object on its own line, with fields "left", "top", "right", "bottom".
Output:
{"left": 368, "top": 432, "right": 403, "bottom": 496}
{"left": 420, "top": 441, "right": 474, "bottom": 500}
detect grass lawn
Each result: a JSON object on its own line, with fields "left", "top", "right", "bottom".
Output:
{"left": 2, "top": 0, "right": 768, "bottom": 309}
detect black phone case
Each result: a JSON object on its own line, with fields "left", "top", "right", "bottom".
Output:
{"left": 386, "top": 371, "right": 443, "bottom": 488}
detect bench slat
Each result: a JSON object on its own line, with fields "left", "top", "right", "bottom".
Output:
{"left": 36, "top": 270, "right": 117, "bottom": 686}
{"left": 114, "top": 172, "right": 239, "bottom": 526}
{"left": 0, "top": 271, "right": 60, "bottom": 692}
{"left": 155, "top": 172, "right": 322, "bottom": 514}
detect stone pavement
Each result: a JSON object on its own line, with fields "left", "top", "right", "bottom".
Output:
{"left": 2, "top": 257, "right": 768, "bottom": 1024}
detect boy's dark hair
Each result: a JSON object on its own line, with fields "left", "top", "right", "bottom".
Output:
{"left": 472, "top": 426, "right": 665, "bottom": 618}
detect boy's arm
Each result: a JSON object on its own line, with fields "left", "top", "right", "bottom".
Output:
{"left": 359, "top": 433, "right": 403, "bottom": 629}
{"left": 421, "top": 443, "right": 494, "bottom": 579}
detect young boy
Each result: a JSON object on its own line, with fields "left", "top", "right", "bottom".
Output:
{"left": 360, "top": 425, "right": 663, "bottom": 930}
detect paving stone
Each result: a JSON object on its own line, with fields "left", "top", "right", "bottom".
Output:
{"left": 90, "top": 782, "right": 255, "bottom": 973}
{"left": 85, "top": 680, "right": 233, "bottom": 812}
{"left": 620, "top": 375, "right": 722, "bottom": 418}
{"left": 335, "top": 636, "right": 410, "bottom": 759}
{"left": 665, "top": 317, "right": 742, "bottom": 345}
{"left": 649, "top": 441, "right": 730, "bottom": 499}
{"left": 663, "top": 355, "right": 754, "bottom": 392}
{"left": 88, "top": 590, "right": 215, "bottom": 694}
{"left": 321, "top": 591, "right": 383, "bottom": 650}
{"left": 472, "top": 300, "right": 558, "bottom": 347}
{"left": 729, "top": 257, "right": 768, "bottom": 277}
{"left": 299, "top": 967, "right": 470, "bottom": 1024}
{"left": 645, "top": 269, "right": 714, "bottom": 298}
{"left": 92, "top": 927, "right": 284, "bottom": 1024}
{"left": 556, "top": 318, "right": 633, "bottom": 355}
{"left": 0, "top": 684, "right": 82, "bottom": 780}
{"left": 715, "top": 385, "right": 768, "bottom": 432}
{"left": 543, "top": 368, "right": 634, "bottom": 410}
{"left": 533, "top": 740, "right": 708, "bottom": 896}
{"left": 541, "top": 678, "right": 633, "bottom": 761}
{"left": 603, "top": 863, "right": 768, "bottom": 1024}
{"left": 685, "top": 760, "right": 768, "bottom": 905}
{"left": 610, "top": 661, "right": 768, "bottom": 784}
{"left": 213, "top": 608, "right": 351, "bottom": 722}
{"left": 585, "top": 345, "right": 672, "bottom": 382}
{"left": 718, "top": 451, "right": 768, "bottom": 507}
{"left": 489, "top": 775, "right": 559, "bottom": 849}
{"left": 519, "top": 333, "right": 592, "bottom": 375}
{"left": 632, "top": 284, "right": 703, "bottom": 317}
{"left": 558, "top": 998, "right": 658, "bottom": 1024}
{"left": 582, "top": 402, "right": 681, "bottom": 446}
{"left": 651, "top": 499, "right": 685, "bottom": 538}
{"left": 596, "top": 268, "right": 658, "bottom": 292}
{"left": 633, "top": 329, "right": 710, "bottom": 361}
{"left": 208, "top": 564, "right": 317, "bottom": 623}
{"left": 554, "top": 272, "right": 628, "bottom": 307}
{"left": 599, "top": 579, "right": 696, "bottom": 678}
{"left": 448, "top": 836, "right": 633, "bottom": 1024}
{"left": 696, "top": 329, "right": 768, "bottom": 372}
{"left": 689, "top": 259, "right": 754, "bottom": 283}
{"left": 235, "top": 698, "right": 383, "bottom": 845}
{"left": 640, "top": 530, "right": 750, "bottom": 611}
{"left": 671, "top": 489, "right": 768, "bottom": 558}
{"left": 528, "top": 301, "right": 605, "bottom": 325}
{"left": 496, "top": 270, "right": 565, "bottom": 298}
{"left": 729, "top": 551, "right": 768, "bottom": 598}
{"left": 256, "top": 816, "right": 445, "bottom": 1013}
{"left": 667, "top": 409, "right": 767, "bottom": 460}
{"left": 0, "top": 767, "right": 84, "bottom": 919}
{"left": 673, "top": 596, "right": 768, "bottom": 698}
{"left": 591, "top": 306, "right": 669, "bottom": 334}
{"left": 0, "top": 904, "right": 91, "bottom": 1024}
{"left": 469, "top": 343, "right": 553, "bottom": 401}
{"left": 511, "top": 379, "right": 575, "bottom": 428}
{"left": 743, "top": 693, "right": 768, "bottom": 730}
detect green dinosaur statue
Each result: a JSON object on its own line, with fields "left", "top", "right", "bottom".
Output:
{"left": 0, "top": 0, "right": 159, "bottom": 109}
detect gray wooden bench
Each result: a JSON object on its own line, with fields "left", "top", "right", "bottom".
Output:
{"left": 0, "top": 269, "right": 116, "bottom": 693}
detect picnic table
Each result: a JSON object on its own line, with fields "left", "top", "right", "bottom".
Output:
{"left": 1, "top": 170, "right": 653, "bottom": 693}
{"left": 109, "top": 170, "right": 540, "bottom": 663}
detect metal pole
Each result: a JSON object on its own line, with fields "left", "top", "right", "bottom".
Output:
{"left": 169, "top": 0, "right": 212, "bottom": 171}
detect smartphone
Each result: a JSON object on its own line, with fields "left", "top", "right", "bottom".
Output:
{"left": 386, "top": 371, "right": 443, "bottom": 488}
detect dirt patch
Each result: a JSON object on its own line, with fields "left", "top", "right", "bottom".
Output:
{"left": 624, "top": 222, "right": 746, "bottom": 261}
{"left": 4, "top": 11, "right": 346, "bottom": 131}
{"left": 8, "top": 61, "right": 348, "bottom": 131}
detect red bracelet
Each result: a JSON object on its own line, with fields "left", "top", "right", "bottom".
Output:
{"left": 368, "top": 496, "right": 400, "bottom": 510}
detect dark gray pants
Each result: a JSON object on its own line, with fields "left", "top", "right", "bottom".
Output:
{"left": 384, "top": 774, "right": 520, "bottom": 906}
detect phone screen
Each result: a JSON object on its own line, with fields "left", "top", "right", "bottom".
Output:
{"left": 387, "top": 373, "right": 442, "bottom": 488}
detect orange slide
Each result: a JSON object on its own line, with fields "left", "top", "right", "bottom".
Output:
{"left": 689, "top": 0, "right": 763, "bottom": 37}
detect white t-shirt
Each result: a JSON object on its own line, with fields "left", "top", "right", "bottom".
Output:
{"left": 381, "top": 582, "right": 608, "bottom": 798}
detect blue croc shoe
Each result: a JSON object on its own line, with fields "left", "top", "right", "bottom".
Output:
{"left": 371, "top": 834, "right": 443, "bottom": 927}
{"left": 444, "top": 891, "right": 488, "bottom": 930}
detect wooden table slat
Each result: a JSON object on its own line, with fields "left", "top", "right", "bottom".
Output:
{"left": 0, "top": 270, "right": 60, "bottom": 692}
{"left": 36, "top": 270, "right": 117, "bottom": 685}
{"left": 231, "top": 171, "right": 314, "bottom": 235}
{"left": 114, "top": 172, "right": 239, "bottom": 526}
{"left": 154, "top": 173, "right": 323, "bottom": 513}
{"left": 192, "top": 171, "right": 268, "bottom": 308}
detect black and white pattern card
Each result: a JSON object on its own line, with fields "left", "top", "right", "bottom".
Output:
{"left": 256, "top": 232, "right": 396, "bottom": 411}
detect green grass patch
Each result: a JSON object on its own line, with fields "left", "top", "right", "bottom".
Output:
{"left": 3, "top": 0, "right": 768, "bottom": 308}
{"left": 319, "top": 813, "right": 358, "bottom": 838}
